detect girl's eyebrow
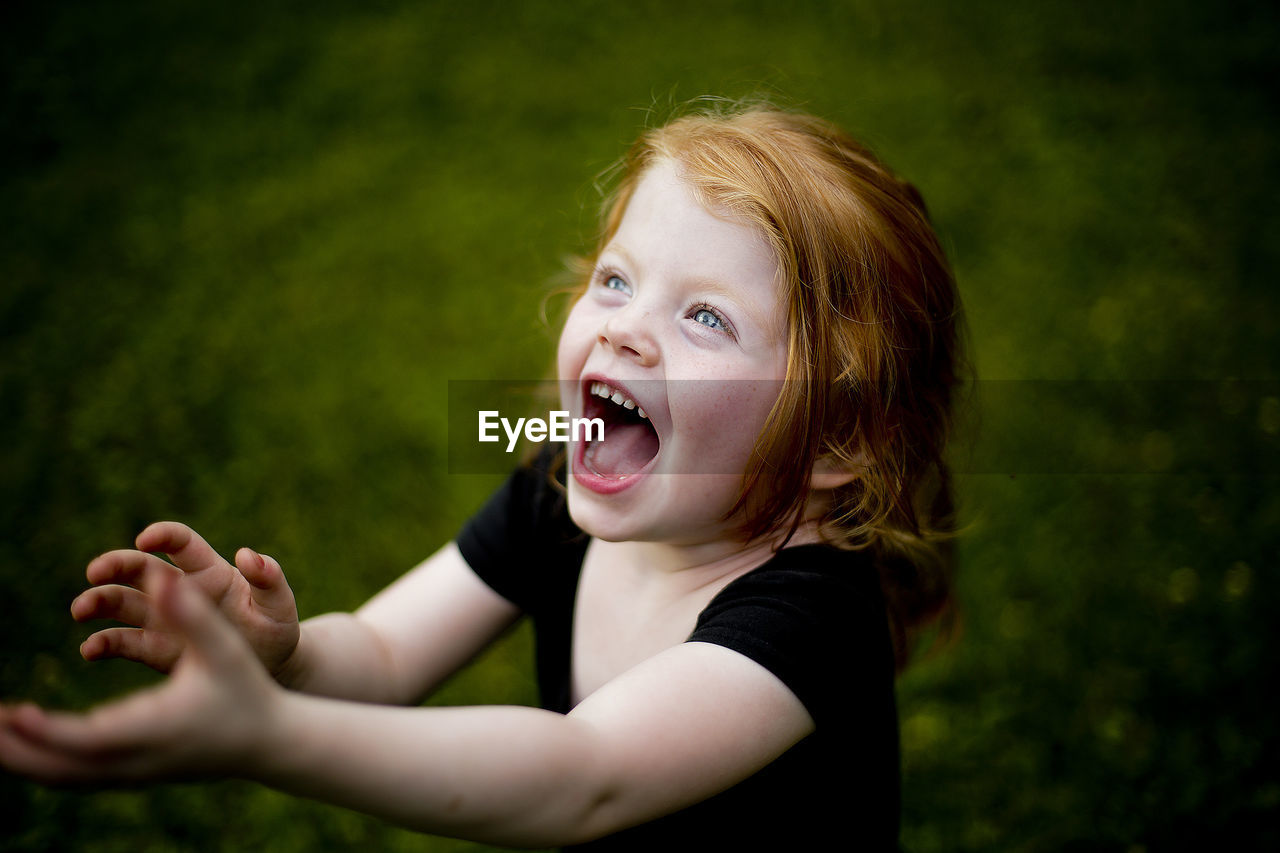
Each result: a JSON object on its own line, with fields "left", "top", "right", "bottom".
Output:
{"left": 692, "top": 278, "right": 779, "bottom": 338}
{"left": 601, "top": 244, "right": 641, "bottom": 274}
{"left": 606, "top": 245, "right": 740, "bottom": 301}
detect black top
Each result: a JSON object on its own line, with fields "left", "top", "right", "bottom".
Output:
{"left": 457, "top": 456, "right": 900, "bottom": 851}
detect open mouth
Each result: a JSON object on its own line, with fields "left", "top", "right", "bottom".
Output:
{"left": 579, "top": 380, "right": 661, "bottom": 480}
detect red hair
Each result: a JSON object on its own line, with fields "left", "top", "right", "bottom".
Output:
{"left": 585, "top": 101, "right": 966, "bottom": 671}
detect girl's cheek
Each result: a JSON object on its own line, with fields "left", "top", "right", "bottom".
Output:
{"left": 556, "top": 310, "right": 592, "bottom": 380}
{"left": 671, "top": 386, "right": 754, "bottom": 456}
{"left": 679, "top": 380, "right": 782, "bottom": 460}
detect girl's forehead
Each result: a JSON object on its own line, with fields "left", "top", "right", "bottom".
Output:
{"left": 612, "top": 161, "right": 781, "bottom": 284}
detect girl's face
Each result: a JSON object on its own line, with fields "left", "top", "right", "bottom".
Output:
{"left": 557, "top": 159, "right": 790, "bottom": 546}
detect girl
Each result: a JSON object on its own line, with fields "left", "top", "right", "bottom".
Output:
{"left": 0, "top": 102, "right": 962, "bottom": 850}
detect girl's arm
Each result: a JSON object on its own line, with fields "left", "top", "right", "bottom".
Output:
{"left": 277, "top": 543, "right": 521, "bottom": 704}
{"left": 256, "top": 641, "right": 811, "bottom": 846}
{"left": 0, "top": 576, "right": 813, "bottom": 848}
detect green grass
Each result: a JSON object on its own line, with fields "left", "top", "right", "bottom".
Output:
{"left": 2, "top": 1, "right": 1277, "bottom": 850}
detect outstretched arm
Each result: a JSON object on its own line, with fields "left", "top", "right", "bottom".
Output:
{"left": 253, "top": 641, "right": 812, "bottom": 846}
{"left": 1, "top": 576, "right": 812, "bottom": 848}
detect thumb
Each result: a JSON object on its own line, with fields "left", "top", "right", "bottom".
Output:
{"left": 234, "top": 548, "right": 296, "bottom": 617}
{"left": 157, "top": 575, "right": 252, "bottom": 673}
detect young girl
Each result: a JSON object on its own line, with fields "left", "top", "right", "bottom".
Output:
{"left": 0, "top": 102, "right": 962, "bottom": 850}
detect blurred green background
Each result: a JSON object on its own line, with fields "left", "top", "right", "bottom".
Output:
{"left": 2, "top": 1, "right": 1277, "bottom": 850}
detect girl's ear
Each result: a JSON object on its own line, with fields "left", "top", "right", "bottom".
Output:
{"left": 810, "top": 452, "right": 865, "bottom": 491}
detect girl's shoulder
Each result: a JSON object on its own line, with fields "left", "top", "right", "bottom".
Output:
{"left": 689, "top": 543, "right": 895, "bottom": 729}
{"left": 701, "top": 542, "right": 884, "bottom": 616}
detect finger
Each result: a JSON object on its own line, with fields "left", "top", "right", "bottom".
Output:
{"left": 10, "top": 692, "right": 168, "bottom": 761}
{"left": 234, "top": 548, "right": 296, "bottom": 618}
{"left": 80, "top": 627, "right": 182, "bottom": 673}
{"left": 234, "top": 548, "right": 272, "bottom": 590}
{"left": 6, "top": 702, "right": 114, "bottom": 756}
{"left": 4, "top": 699, "right": 197, "bottom": 785}
{"left": 0, "top": 709, "right": 102, "bottom": 786}
{"left": 85, "top": 549, "right": 182, "bottom": 591}
{"left": 135, "top": 521, "right": 228, "bottom": 575}
{"left": 72, "top": 584, "right": 155, "bottom": 627}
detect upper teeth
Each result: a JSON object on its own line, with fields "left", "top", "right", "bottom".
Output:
{"left": 590, "top": 381, "right": 647, "bottom": 419}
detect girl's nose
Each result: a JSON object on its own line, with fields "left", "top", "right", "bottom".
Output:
{"left": 598, "top": 305, "right": 658, "bottom": 366}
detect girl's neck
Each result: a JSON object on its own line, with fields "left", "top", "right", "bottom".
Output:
{"left": 605, "top": 519, "right": 823, "bottom": 594}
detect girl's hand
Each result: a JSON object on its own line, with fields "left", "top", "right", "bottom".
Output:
{"left": 0, "top": 574, "right": 279, "bottom": 785}
{"left": 71, "top": 522, "right": 300, "bottom": 680}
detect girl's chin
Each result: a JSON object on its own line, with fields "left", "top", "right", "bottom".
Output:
{"left": 566, "top": 466, "right": 754, "bottom": 548}
{"left": 564, "top": 486, "right": 639, "bottom": 542}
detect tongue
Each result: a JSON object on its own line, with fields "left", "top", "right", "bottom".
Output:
{"left": 586, "top": 421, "right": 659, "bottom": 478}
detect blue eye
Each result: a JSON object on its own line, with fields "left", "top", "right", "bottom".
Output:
{"left": 693, "top": 306, "right": 726, "bottom": 331}
{"left": 604, "top": 274, "right": 632, "bottom": 295}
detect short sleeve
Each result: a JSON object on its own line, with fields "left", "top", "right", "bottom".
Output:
{"left": 456, "top": 448, "right": 587, "bottom": 614}
{"left": 687, "top": 545, "right": 895, "bottom": 731}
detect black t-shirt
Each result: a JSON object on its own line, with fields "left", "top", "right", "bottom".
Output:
{"left": 456, "top": 456, "right": 901, "bottom": 851}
